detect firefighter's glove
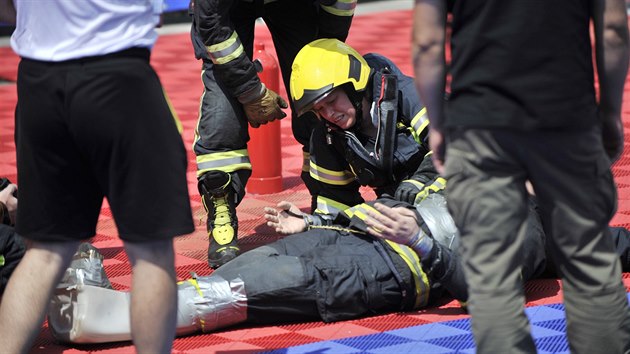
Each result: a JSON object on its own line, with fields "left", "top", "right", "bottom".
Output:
{"left": 394, "top": 180, "right": 424, "bottom": 205}
{"left": 238, "top": 83, "right": 288, "bottom": 128}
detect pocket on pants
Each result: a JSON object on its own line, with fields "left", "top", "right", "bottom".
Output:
{"left": 313, "top": 262, "right": 372, "bottom": 323}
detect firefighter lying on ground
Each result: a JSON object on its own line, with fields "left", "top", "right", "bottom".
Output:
{"left": 47, "top": 194, "right": 469, "bottom": 343}
{"left": 289, "top": 38, "right": 439, "bottom": 226}
{"left": 189, "top": 0, "right": 356, "bottom": 269}
{"left": 46, "top": 189, "right": 630, "bottom": 344}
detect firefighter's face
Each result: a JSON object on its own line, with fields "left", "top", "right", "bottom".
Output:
{"left": 312, "top": 88, "right": 356, "bottom": 130}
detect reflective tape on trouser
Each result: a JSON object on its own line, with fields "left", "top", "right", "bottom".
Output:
{"left": 321, "top": 0, "right": 357, "bottom": 16}
{"left": 196, "top": 150, "right": 251, "bottom": 177}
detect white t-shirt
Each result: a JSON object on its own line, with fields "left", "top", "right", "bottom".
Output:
{"left": 11, "top": 0, "right": 163, "bottom": 61}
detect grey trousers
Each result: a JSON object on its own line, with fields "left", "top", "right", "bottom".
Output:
{"left": 443, "top": 127, "right": 630, "bottom": 354}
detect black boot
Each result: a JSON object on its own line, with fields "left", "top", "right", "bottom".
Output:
{"left": 198, "top": 171, "right": 239, "bottom": 269}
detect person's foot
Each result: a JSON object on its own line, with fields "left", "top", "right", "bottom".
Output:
{"left": 207, "top": 241, "right": 239, "bottom": 269}
{"left": 60, "top": 242, "right": 113, "bottom": 288}
{"left": 199, "top": 171, "right": 240, "bottom": 269}
{"left": 207, "top": 191, "right": 240, "bottom": 268}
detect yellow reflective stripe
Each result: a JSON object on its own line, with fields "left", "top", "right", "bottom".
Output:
{"left": 386, "top": 241, "right": 431, "bottom": 309}
{"left": 342, "top": 203, "right": 377, "bottom": 220}
{"left": 404, "top": 179, "right": 426, "bottom": 190}
{"left": 339, "top": 202, "right": 430, "bottom": 308}
{"left": 206, "top": 31, "right": 245, "bottom": 65}
{"left": 432, "top": 177, "right": 446, "bottom": 190}
{"left": 196, "top": 149, "right": 252, "bottom": 176}
{"left": 310, "top": 160, "right": 355, "bottom": 185}
{"left": 162, "top": 88, "right": 183, "bottom": 134}
{"left": 410, "top": 107, "right": 430, "bottom": 138}
{"left": 302, "top": 151, "right": 310, "bottom": 172}
{"left": 321, "top": 0, "right": 357, "bottom": 16}
{"left": 414, "top": 177, "right": 447, "bottom": 203}
{"left": 315, "top": 196, "right": 350, "bottom": 216}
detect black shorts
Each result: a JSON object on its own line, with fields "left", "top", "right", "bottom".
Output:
{"left": 15, "top": 48, "right": 194, "bottom": 242}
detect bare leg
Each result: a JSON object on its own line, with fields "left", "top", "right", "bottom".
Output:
{"left": 124, "top": 239, "right": 177, "bottom": 354}
{"left": 0, "top": 240, "right": 80, "bottom": 354}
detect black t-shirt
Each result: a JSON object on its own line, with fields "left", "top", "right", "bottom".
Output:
{"left": 446, "top": 0, "right": 598, "bottom": 131}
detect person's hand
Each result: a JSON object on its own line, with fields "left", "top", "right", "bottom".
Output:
{"left": 0, "top": 183, "right": 18, "bottom": 225}
{"left": 241, "top": 85, "right": 288, "bottom": 128}
{"left": 601, "top": 113, "right": 624, "bottom": 163}
{"left": 264, "top": 201, "right": 308, "bottom": 235}
{"left": 364, "top": 202, "right": 420, "bottom": 245}
{"left": 429, "top": 129, "right": 445, "bottom": 174}
{"left": 394, "top": 180, "right": 423, "bottom": 205}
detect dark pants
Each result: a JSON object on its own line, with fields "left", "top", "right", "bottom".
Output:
{"left": 15, "top": 50, "right": 193, "bottom": 242}
{"left": 213, "top": 229, "right": 406, "bottom": 323}
{"left": 444, "top": 127, "right": 630, "bottom": 353}
{"left": 191, "top": 0, "right": 321, "bottom": 200}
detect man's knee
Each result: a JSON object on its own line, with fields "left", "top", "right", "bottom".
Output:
{"left": 124, "top": 239, "right": 175, "bottom": 267}
{"left": 28, "top": 240, "right": 81, "bottom": 264}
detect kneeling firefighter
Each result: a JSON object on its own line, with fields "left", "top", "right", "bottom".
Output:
{"left": 289, "top": 38, "right": 444, "bottom": 224}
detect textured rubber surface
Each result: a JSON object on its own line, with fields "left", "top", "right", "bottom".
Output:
{"left": 1, "top": 8, "right": 630, "bottom": 354}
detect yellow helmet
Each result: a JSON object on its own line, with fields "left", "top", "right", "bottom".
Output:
{"left": 290, "top": 38, "right": 371, "bottom": 117}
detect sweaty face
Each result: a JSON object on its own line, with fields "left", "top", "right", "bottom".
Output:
{"left": 312, "top": 88, "right": 356, "bottom": 130}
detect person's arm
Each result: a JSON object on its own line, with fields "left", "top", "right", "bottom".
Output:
{"left": 395, "top": 151, "right": 446, "bottom": 204}
{"left": 264, "top": 201, "right": 310, "bottom": 235}
{"left": 592, "top": 0, "right": 630, "bottom": 163}
{"left": 0, "top": 183, "right": 17, "bottom": 226}
{"left": 411, "top": 0, "right": 448, "bottom": 173}
{"left": 0, "top": 0, "right": 15, "bottom": 25}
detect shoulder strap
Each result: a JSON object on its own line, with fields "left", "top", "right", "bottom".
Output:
{"left": 376, "top": 71, "right": 399, "bottom": 181}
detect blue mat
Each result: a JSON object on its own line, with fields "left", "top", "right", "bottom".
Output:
{"left": 265, "top": 295, "right": 630, "bottom": 354}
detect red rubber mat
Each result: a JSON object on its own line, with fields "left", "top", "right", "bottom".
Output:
{"left": 1, "top": 8, "right": 630, "bottom": 354}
